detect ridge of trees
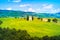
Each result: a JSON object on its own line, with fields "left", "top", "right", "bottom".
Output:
{"left": 0, "top": 27, "right": 60, "bottom": 40}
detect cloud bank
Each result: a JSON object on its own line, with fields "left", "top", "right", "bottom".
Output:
{"left": 8, "top": 0, "right": 21, "bottom": 2}
{"left": 6, "top": 8, "right": 12, "bottom": 10}
{"left": 19, "top": 4, "right": 60, "bottom": 13}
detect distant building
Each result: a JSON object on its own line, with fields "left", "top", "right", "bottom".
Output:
{"left": 42, "top": 18, "right": 48, "bottom": 22}
{"left": 29, "top": 16, "right": 33, "bottom": 21}
{"left": 27, "top": 16, "right": 33, "bottom": 21}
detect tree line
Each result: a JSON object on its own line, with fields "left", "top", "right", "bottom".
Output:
{"left": 0, "top": 27, "right": 60, "bottom": 40}
{"left": 26, "top": 16, "right": 58, "bottom": 23}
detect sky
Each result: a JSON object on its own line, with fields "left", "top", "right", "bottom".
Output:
{"left": 0, "top": 0, "right": 60, "bottom": 13}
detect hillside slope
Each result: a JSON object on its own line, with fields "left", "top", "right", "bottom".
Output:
{"left": 0, "top": 10, "right": 60, "bottom": 18}
{"left": 0, "top": 18, "right": 60, "bottom": 37}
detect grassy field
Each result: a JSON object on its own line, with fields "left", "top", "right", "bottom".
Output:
{"left": 0, "top": 17, "right": 60, "bottom": 37}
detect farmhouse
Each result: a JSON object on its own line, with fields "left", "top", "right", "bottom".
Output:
{"left": 27, "top": 16, "right": 33, "bottom": 21}
{"left": 42, "top": 18, "right": 48, "bottom": 22}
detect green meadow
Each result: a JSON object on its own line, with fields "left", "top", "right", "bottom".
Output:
{"left": 0, "top": 17, "right": 60, "bottom": 37}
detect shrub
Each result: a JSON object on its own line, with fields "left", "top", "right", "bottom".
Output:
{"left": 42, "top": 36, "right": 50, "bottom": 40}
{"left": 27, "top": 15, "right": 29, "bottom": 21}
{"left": 52, "top": 18, "right": 58, "bottom": 23}
{"left": 0, "top": 20, "right": 3, "bottom": 25}
{"left": 48, "top": 19, "right": 51, "bottom": 22}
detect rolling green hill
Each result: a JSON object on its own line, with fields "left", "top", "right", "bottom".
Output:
{"left": 0, "top": 18, "right": 60, "bottom": 37}
{"left": 0, "top": 10, "right": 60, "bottom": 18}
{"left": 0, "top": 10, "right": 60, "bottom": 37}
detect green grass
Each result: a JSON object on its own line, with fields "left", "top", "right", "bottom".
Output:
{"left": 0, "top": 17, "right": 60, "bottom": 37}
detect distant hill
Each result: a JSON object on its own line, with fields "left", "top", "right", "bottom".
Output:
{"left": 0, "top": 10, "right": 25, "bottom": 17}
{"left": 0, "top": 10, "right": 60, "bottom": 18}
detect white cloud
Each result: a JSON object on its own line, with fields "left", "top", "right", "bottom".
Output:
{"left": 23, "top": 4, "right": 56, "bottom": 13}
{"left": 6, "top": 8, "right": 12, "bottom": 10}
{"left": 8, "top": 0, "right": 21, "bottom": 2}
{"left": 23, "top": 4, "right": 60, "bottom": 13}
{"left": 13, "top": 0, "right": 21, "bottom": 2}
{"left": 36, "top": 9, "right": 40, "bottom": 11}
{"left": 24, "top": 8, "right": 41, "bottom": 13}
{"left": 19, "top": 4, "right": 60, "bottom": 13}
{"left": 23, "top": 8, "right": 36, "bottom": 12}
{"left": 51, "top": 9, "right": 60, "bottom": 13}
{"left": 57, "top": 9, "right": 60, "bottom": 12}
{"left": 24, "top": 10, "right": 27, "bottom": 12}
{"left": 19, "top": 4, "right": 30, "bottom": 7}
{"left": 40, "top": 4, "right": 60, "bottom": 13}
{"left": 28, "top": 8, "right": 35, "bottom": 12}
{"left": 42, "top": 4, "right": 53, "bottom": 9}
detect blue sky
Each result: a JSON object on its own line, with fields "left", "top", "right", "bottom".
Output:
{"left": 0, "top": 0, "right": 60, "bottom": 13}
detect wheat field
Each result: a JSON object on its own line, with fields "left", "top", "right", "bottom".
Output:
{"left": 0, "top": 17, "right": 60, "bottom": 37}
